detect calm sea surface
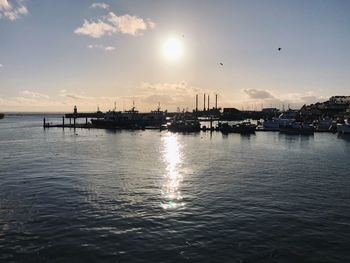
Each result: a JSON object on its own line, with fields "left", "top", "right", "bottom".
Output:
{"left": 1, "top": 114, "right": 350, "bottom": 262}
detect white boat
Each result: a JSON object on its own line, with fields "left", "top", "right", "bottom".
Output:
{"left": 280, "top": 122, "right": 315, "bottom": 135}
{"left": 263, "top": 110, "right": 297, "bottom": 131}
{"left": 337, "top": 119, "right": 350, "bottom": 134}
{"left": 316, "top": 118, "right": 333, "bottom": 132}
{"left": 263, "top": 118, "right": 281, "bottom": 131}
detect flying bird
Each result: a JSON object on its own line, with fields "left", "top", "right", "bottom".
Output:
{"left": 278, "top": 47, "right": 282, "bottom": 51}
{"left": 219, "top": 62, "right": 223, "bottom": 66}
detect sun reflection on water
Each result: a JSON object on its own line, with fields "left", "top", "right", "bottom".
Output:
{"left": 161, "top": 134, "right": 184, "bottom": 210}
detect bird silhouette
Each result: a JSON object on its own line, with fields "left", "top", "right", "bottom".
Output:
{"left": 278, "top": 47, "right": 282, "bottom": 51}
{"left": 219, "top": 62, "right": 223, "bottom": 66}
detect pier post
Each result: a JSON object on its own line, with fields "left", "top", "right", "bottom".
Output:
{"left": 43, "top": 118, "right": 46, "bottom": 128}
{"left": 86, "top": 118, "right": 88, "bottom": 125}
{"left": 62, "top": 116, "right": 65, "bottom": 128}
{"left": 69, "top": 118, "right": 71, "bottom": 126}
{"left": 73, "top": 117, "right": 76, "bottom": 128}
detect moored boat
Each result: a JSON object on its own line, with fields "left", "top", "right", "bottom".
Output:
{"left": 91, "top": 107, "right": 143, "bottom": 129}
{"left": 315, "top": 117, "right": 333, "bottom": 132}
{"left": 279, "top": 122, "right": 314, "bottom": 135}
{"left": 263, "top": 118, "right": 280, "bottom": 131}
{"left": 140, "top": 107, "right": 166, "bottom": 127}
{"left": 220, "top": 122, "right": 256, "bottom": 134}
{"left": 262, "top": 110, "right": 297, "bottom": 131}
{"left": 168, "top": 119, "right": 201, "bottom": 132}
{"left": 337, "top": 119, "right": 350, "bottom": 135}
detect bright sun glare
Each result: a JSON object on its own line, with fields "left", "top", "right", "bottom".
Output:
{"left": 162, "top": 37, "right": 184, "bottom": 60}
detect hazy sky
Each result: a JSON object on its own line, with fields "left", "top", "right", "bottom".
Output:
{"left": 1, "top": 0, "right": 350, "bottom": 112}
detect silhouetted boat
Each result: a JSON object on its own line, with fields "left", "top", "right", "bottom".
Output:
{"left": 220, "top": 122, "right": 256, "bottom": 134}
{"left": 279, "top": 122, "right": 314, "bottom": 135}
{"left": 91, "top": 106, "right": 167, "bottom": 129}
{"left": 337, "top": 119, "right": 350, "bottom": 135}
{"left": 91, "top": 107, "right": 143, "bottom": 129}
{"left": 168, "top": 119, "right": 201, "bottom": 132}
{"left": 140, "top": 107, "right": 166, "bottom": 127}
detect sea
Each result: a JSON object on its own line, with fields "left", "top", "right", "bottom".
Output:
{"left": 1, "top": 114, "right": 350, "bottom": 262}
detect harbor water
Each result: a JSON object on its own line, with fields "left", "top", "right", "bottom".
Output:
{"left": 1, "top": 114, "right": 350, "bottom": 262}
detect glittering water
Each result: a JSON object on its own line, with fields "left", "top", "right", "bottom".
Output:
{"left": 1, "top": 114, "right": 350, "bottom": 262}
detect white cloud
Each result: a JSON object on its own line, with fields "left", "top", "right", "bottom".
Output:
{"left": 74, "top": 19, "right": 116, "bottom": 38}
{"left": 129, "top": 82, "right": 215, "bottom": 111}
{"left": 87, "top": 44, "right": 115, "bottom": 51}
{"left": 0, "top": 0, "right": 11, "bottom": 10}
{"left": 0, "top": 0, "right": 28, "bottom": 21}
{"left": 74, "top": 11, "right": 155, "bottom": 38}
{"left": 104, "top": 46, "right": 115, "bottom": 51}
{"left": 59, "top": 89, "right": 89, "bottom": 100}
{"left": 243, "top": 89, "right": 275, "bottom": 100}
{"left": 90, "top": 2, "right": 109, "bottom": 9}
{"left": 21, "top": 90, "right": 50, "bottom": 99}
{"left": 107, "top": 12, "right": 149, "bottom": 36}
{"left": 240, "top": 88, "right": 327, "bottom": 109}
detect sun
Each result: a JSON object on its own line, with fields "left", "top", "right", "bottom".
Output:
{"left": 162, "top": 37, "right": 184, "bottom": 60}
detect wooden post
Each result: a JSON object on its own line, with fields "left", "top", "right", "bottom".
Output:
{"left": 86, "top": 118, "right": 88, "bottom": 125}
{"left": 43, "top": 118, "right": 46, "bottom": 127}
{"left": 62, "top": 116, "right": 65, "bottom": 128}
{"left": 74, "top": 117, "right": 76, "bottom": 128}
{"left": 69, "top": 118, "right": 71, "bottom": 125}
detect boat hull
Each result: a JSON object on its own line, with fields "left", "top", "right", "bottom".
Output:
{"left": 91, "top": 119, "right": 144, "bottom": 129}
{"left": 279, "top": 124, "right": 314, "bottom": 135}
{"left": 337, "top": 124, "right": 350, "bottom": 134}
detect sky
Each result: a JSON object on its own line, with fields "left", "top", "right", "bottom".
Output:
{"left": 0, "top": 0, "right": 350, "bottom": 112}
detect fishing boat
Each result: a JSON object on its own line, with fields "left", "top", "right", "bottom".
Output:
{"left": 279, "top": 122, "right": 314, "bottom": 135}
{"left": 220, "top": 122, "right": 256, "bottom": 134}
{"left": 262, "top": 110, "right": 297, "bottom": 131}
{"left": 140, "top": 106, "right": 166, "bottom": 127}
{"left": 0, "top": 113, "right": 4, "bottom": 119}
{"left": 168, "top": 119, "right": 201, "bottom": 132}
{"left": 262, "top": 118, "right": 280, "bottom": 131}
{"left": 91, "top": 107, "right": 143, "bottom": 129}
{"left": 315, "top": 117, "right": 333, "bottom": 132}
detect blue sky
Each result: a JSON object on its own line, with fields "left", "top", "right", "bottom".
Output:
{"left": 1, "top": 0, "right": 350, "bottom": 111}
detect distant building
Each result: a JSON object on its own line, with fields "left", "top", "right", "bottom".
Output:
{"left": 222, "top": 108, "right": 242, "bottom": 120}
